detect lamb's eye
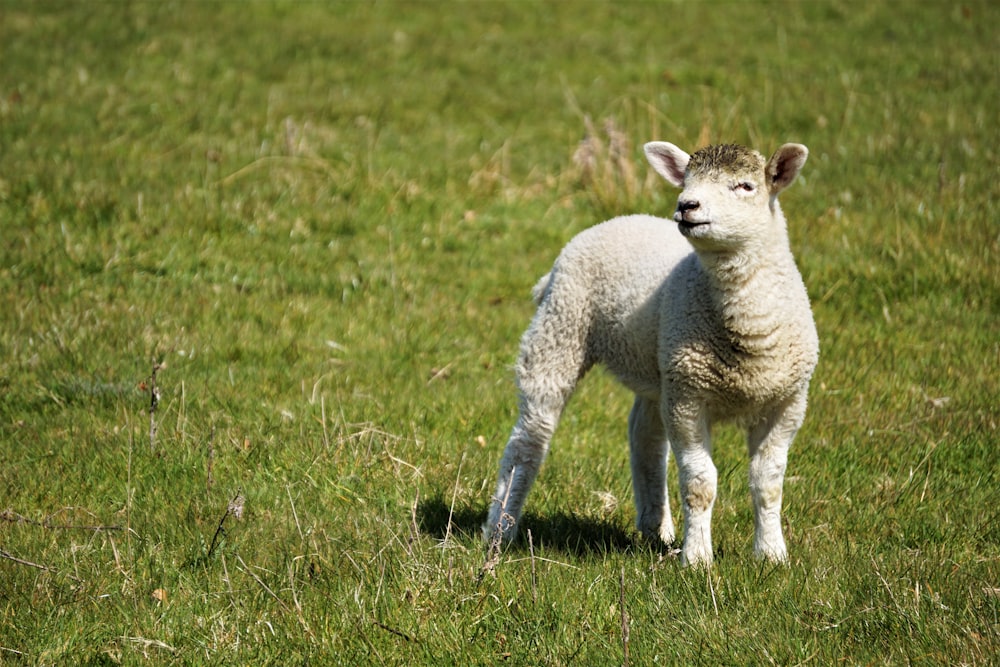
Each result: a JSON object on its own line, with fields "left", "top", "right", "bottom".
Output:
{"left": 736, "top": 182, "right": 755, "bottom": 192}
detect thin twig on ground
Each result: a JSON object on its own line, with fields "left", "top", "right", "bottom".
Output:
{"left": 1, "top": 547, "right": 56, "bottom": 573}
{"left": 373, "top": 621, "right": 417, "bottom": 643}
{"left": 206, "top": 491, "right": 245, "bottom": 560}
{"left": 0, "top": 547, "right": 82, "bottom": 583}
{"left": 1, "top": 508, "right": 121, "bottom": 532}
{"left": 147, "top": 360, "right": 162, "bottom": 452}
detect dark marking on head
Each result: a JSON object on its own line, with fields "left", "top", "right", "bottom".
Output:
{"left": 686, "top": 144, "right": 765, "bottom": 179}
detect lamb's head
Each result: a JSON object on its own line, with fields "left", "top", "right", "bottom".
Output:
{"left": 643, "top": 141, "right": 808, "bottom": 252}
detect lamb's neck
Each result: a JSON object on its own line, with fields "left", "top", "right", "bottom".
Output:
{"left": 696, "top": 247, "right": 802, "bottom": 348}
{"left": 698, "top": 243, "right": 790, "bottom": 287}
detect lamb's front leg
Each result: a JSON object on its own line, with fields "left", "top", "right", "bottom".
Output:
{"left": 665, "top": 402, "right": 716, "bottom": 567}
{"left": 747, "top": 390, "right": 808, "bottom": 563}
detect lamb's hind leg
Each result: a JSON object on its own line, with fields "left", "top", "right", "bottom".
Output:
{"left": 484, "top": 320, "right": 586, "bottom": 546}
{"left": 483, "top": 400, "right": 558, "bottom": 545}
{"left": 628, "top": 396, "right": 675, "bottom": 545}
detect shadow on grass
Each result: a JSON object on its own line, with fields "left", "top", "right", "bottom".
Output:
{"left": 417, "top": 494, "right": 656, "bottom": 558}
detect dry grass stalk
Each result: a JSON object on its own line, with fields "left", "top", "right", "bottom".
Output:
{"left": 206, "top": 424, "right": 216, "bottom": 493}
{"left": 146, "top": 360, "right": 163, "bottom": 452}
{"left": 236, "top": 553, "right": 291, "bottom": 614}
{"left": 206, "top": 491, "right": 245, "bottom": 560}
{"left": 408, "top": 489, "right": 420, "bottom": 556}
{"left": 573, "top": 116, "right": 649, "bottom": 217}
{"left": 480, "top": 467, "right": 515, "bottom": 579}
{"left": 620, "top": 567, "right": 631, "bottom": 667}
{"left": 443, "top": 452, "right": 465, "bottom": 547}
{"left": 528, "top": 529, "right": 537, "bottom": 605}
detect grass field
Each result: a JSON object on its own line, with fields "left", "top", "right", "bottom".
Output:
{"left": 1, "top": 1, "right": 997, "bottom": 664}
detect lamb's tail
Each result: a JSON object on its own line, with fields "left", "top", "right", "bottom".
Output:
{"left": 530, "top": 273, "right": 551, "bottom": 305}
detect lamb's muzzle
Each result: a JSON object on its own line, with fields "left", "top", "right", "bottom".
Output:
{"left": 674, "top": 199, "right": 705, "bottom": 232}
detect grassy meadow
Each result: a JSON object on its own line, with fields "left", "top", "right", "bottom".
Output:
{"left": 1, "top": 1, "right": 997, "bottom": 664}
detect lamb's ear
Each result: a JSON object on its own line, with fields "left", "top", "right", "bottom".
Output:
{"left": 643, "top": 142, "right": 689, "bottom": 188}
{"left": 766, "top": 143, "right": 809, "bottom": 194}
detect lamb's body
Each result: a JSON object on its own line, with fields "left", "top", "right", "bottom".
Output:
{"left": 485, "top": 142, "right": 818, "bottom": 567}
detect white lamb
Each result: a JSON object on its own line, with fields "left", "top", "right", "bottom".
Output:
{"left": 484, "top": 141, "right": 818, "bottom": 567}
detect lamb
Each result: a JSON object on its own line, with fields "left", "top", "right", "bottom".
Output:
{"left": 484, "top": 141, "right": 818, "bottom": 567}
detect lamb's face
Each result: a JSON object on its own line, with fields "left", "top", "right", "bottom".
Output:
{"left": 643, "top": 141, "right": 809, "bottom": 254}
{"left": 674, "top": 145, "right": 770, "bottom": 250}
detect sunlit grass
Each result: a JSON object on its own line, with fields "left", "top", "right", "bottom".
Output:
{"left": 1, "top": 1, "right": 997, "bottom": 664}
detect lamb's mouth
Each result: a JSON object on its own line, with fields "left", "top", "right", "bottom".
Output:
{"left": 678, "top": 220, "right": 710, "bottom": 232}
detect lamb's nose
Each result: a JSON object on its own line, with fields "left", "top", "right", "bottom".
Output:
{"left": 677, "top": 199, "right": 700, "bottom": 213}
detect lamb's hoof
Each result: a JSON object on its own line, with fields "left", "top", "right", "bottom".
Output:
{"left": 681, "top": 544, "right": 714, "bottom": 568}
{"left": 754, "top": 546, "right": 788, "bottom": 565}
{"left": 638, "top": 527, "right": 675, "bottom": 546}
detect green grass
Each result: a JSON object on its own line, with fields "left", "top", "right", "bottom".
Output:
{"left": 1, "top": 1, "right": 997, "bottom": 664}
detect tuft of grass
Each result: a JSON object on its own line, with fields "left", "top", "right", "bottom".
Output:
{"left": 1, "top": 1, "right": 997, "bottom": 664}
{"left": 571, "top": 115, "right": 655, "bottom": 218}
